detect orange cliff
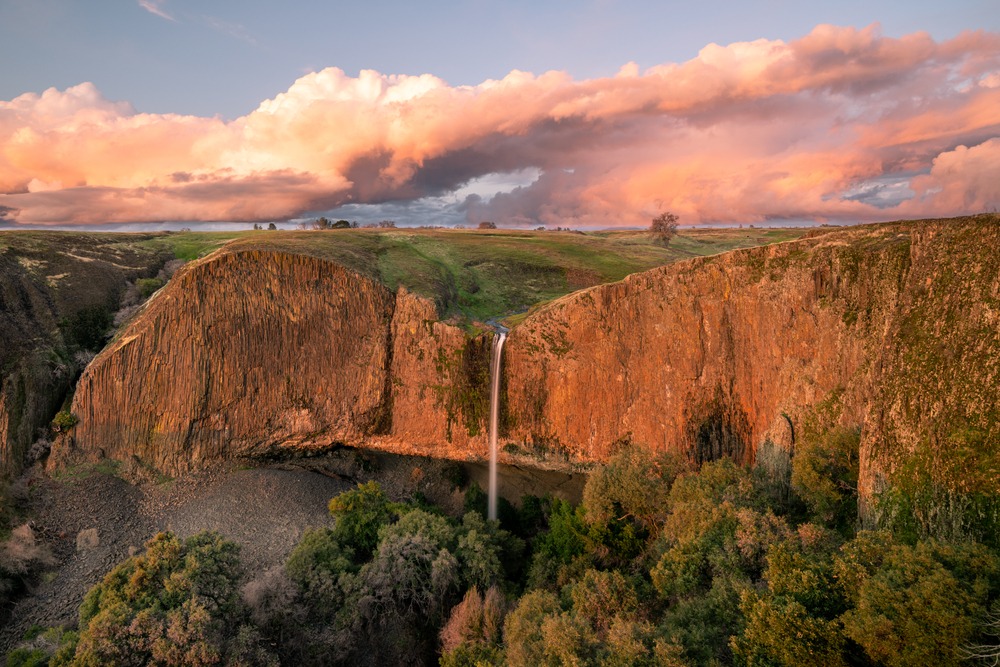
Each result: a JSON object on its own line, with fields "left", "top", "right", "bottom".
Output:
{"left": 60, "top": 249, "right": 489, "bottom": 474}
{"left": 56, "top": 217, "right": 1000, "bottom": 506}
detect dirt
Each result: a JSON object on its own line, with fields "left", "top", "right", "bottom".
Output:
{"left": 0, "top": 448, "right": 585, "bottom": 652}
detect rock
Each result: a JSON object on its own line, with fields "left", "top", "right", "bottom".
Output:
{"left": 76, "top": 528, "right": 100, "bottom": 551}
{"left": 53, "top": 216, "right": 1000, "bottom": 510}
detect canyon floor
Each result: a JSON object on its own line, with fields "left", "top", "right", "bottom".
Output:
{"left": 0, "top": 450, "right": 584, "bottom": 651}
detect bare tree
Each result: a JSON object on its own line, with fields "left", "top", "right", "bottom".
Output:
{"left": 961, "top": 609, "right": 1000, "bottom": 666}
{"left": 650, "top": 212, "right": 679, "bottom": 247}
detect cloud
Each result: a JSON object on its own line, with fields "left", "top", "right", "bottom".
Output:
{"left": 1, "top": 24, "right": 998, "bottom": 225}
{"left": 138, "top": 0, "right": 175, "bottom": 22}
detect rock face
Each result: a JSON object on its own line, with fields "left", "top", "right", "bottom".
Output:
{"left": 502, "top": 216, "right": 999, "bottom": 503}
{"left": 0, "top": 233, "right": 169, "bottom": 478}
{"left": 59, "top": 217, "right": 1000, "bottom": 505}
{"left": 62, "top": 249, "right": 490, "bottom": 473}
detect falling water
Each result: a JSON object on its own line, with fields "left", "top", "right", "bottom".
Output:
{"left": 488, "top": 329, "right": 507, "bottom": 521}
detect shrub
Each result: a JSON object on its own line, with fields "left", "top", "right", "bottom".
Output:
{"left": 583, "top": 447, "right": 687, "bottom": 535}
{"left": 135, "top": 277, "right": 165, "bottom": 298}
{"left": 61, "top": 306, "right": 112, "bottom": 351}
{"left": 837, "top": 537, "right": 998, "bottom": 667}
{"left": 51, "top": 411, "right": 78, "bottom": 432}
{"left": 440, "top": 585, "right": 507, "bottom": 661}
{"left": 68, "top": 531, "right": 244, "bottom": 665}
{"left": 284, "top": 527, "right": 353, "bottom": 609}
{"left": 328, "top": 481, "right": 398, "bottom": 561}
{"left": 791, "top": 425, "right": 860, "bottom": 533}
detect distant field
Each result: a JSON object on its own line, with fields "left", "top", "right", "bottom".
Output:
{"left": 203, "top": 227, "right": 811, "bottom": 324}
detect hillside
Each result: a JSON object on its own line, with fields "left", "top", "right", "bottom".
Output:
{"left": 0, "top": 232, "right": 177, "bottom": 478}
{"left": 171, "top": 226, "right": 805, "bottom": 324}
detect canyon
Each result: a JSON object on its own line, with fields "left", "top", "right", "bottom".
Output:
{"left": 40, "top": 216, "right": 1000, "bottom": 508}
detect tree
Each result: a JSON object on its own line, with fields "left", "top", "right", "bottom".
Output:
{"left": 650, "top": 212, "right": 679, "bottom": 247}
{"left": 312, "top": 217, "right": 332, "bottom": 230}
{"left": 267, "top": 223, "right": 277, "bottom": 230}
{"left": 66, "top": 531, "right": 252, "bottom": 666}
{"left": 328, "top": 481, "right": 398, "bottom": 562}
{"left": 377, "top": 220, "right": 397, "bottom": 228}
{"left": 478, "top": 221, "right": 497, "bottom": 229}
{"left": 332, "top": 219, "right": 352, "bottom": 229}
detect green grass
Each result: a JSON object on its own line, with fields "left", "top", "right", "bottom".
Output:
{"left": 50, "top": 459, "right": 122, "bottom": 482}
{"left": 136, "top": 231, "right": 249, "bottom": 261}
{"left": 211, "top": 227, "right": 809, "bottom": 323}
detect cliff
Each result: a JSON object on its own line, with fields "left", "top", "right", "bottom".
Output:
{"left": 57, "top": 217, "right": 1000, "bottom": 505}
{"left": 0, "top": 232, "right": 171, "bottom": 478}
{"left": 61, "top": 248, "right": 493, "bottom": 473}
{"left": 502, "top": 215, "right": 999, "bottom": 503}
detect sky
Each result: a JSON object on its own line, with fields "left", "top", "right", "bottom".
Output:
{"left": 0, "top": 0, "right": 998, "bottom": 229}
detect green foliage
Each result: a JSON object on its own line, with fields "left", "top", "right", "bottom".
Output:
{"left": 327, "top": 481, "right": 399, "bottom": 561}
{"left": 134, "top": 277, "right": 165, "bottom": 298}
{"left": 5, "top": 628, "right": 78, "bottom": 667}
{"left": 60, "top": 306, "right": 112, "bottom": 351}
{"left": 583, "top": 447, "right": 687, "bottom": 535}
{"left": 505, "top": 569, "right": 666, "bottom": 666}
{"left": 836, "top": 536, "right": 999, "bottom": 667}
{"left": 526, "top": 499, "right": 593, "bottom": 590}
{"left": 463, "top": 482, "right": 518, "bottom": 531}
{"left": 283, "top": 484, "right": 520, "bottom": 665}
{"left": 874, "top": 428, "right": 1000, "bottom": 547}
{"left": 284, "top": 527, "right": 354, "bottom": 608}
{"left": 50, "top": 410, "right": 78, "bottom": 432}
{"left": 791, "top": 425, "right": 860, "bottom": 533}
{"left": 503, "top": 589, "right": 562, "bottom": 667}
{"left": 66, "top": 531, "right": 244, "bottom": 665}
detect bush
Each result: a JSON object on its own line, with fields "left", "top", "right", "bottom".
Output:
{"left": 328, "top": 481, "right": 399, "bottom": 562}
{"left": 583, "top": 447, "right": 687, "bottom": 535}
{"left": 68, "top": 531, "right": 245, "bottom": 665}
{"left": 51, "top": 411, "right": 78, "bottom": 432}
{"left": 61, "top": 306, "right": 112, "bottom": 351}
{"left": 135, "top": 277, "right": 165, "bottom": 298}
{"left": 837, "top": 536, "right": 998, "bottom": 667}
{"left": 439, "top": 585, "right": 507, "bottom": 664}
{"left": 791, "top": 425, "right": 860, "bottom": 533}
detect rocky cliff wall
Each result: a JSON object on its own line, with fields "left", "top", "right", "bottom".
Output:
{"left": 502, "top": 216, "right": 998, "bottom": 502}
{"left": 57, "top": 217, "right": 1000, "bottom": 500}
{"left": 501, "top": 226, "right": 900, "bottom": 463}
{"left": 61, "top": 250, "right": 498, "bottom": 474}
{"left": 66, "top": 251, "right": 396, "bottom": 473}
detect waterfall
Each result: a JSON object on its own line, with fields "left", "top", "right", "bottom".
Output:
{"left": 488, "top": 329, "right": 507, "bottom": 521}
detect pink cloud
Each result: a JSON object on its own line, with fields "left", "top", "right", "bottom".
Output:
{"left": 1, "top": 24, "right": 998, "bottom": 225}
{"left": 138, "top": 0, "right": 175, "bottom": 22}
